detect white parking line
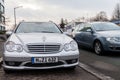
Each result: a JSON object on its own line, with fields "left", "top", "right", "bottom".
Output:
{"left": 78, "top": 62, "right": 115, "bottom": 80}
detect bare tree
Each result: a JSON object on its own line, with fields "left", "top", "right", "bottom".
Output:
{"left": 91, "top": 11, "right": 108, "bottom": 21}
{"left": 112, "top": 3, "right": 120, "bottom": 20}
{"left": 60, "top": 18, "right": 65, "bottom": 31}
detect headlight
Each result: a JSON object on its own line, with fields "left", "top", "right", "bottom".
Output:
{"left": 64, "top": 41, "right": 78, "bottom": 51}
{"left": 70, "top": 41, "right": 78, "bottom": 51}
{"left": 5, "top": 41, "right": 23, "bottom": 52}
{"left": 106, "top": 37, "right": 120, "bottom": 43}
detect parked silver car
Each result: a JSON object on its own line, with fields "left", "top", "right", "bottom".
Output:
{"left": 3, "top": 22, "right": 79, "bottom": 73}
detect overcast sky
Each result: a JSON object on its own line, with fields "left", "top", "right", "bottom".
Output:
{"left": 5, "top": 0, "right": 120, "bottom": 27}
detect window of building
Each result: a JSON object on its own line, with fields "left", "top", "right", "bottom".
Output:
{"left": 0, "top": 3, "right": 4, "bottom": 13}
{"left": 0, "top": 4, "right": 4, "bottom": 14}
{"left": 0, "top": 16, "right": 5, "bottom": 24}
{"left": 2, "top": 0, "right": 4, "bottom": 2}
{"left": 0, "top": 25, "right": 5, "bottom": 31}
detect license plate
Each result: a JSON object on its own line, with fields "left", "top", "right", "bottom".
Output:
{"left": 32, "top": 57, "right": 58, "bottom": 64}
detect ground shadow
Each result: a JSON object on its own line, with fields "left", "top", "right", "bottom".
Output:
{"left": 4, "top": 68, "right": 76, "bottom": 75}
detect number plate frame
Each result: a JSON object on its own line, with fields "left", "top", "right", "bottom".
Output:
{"left": 32, "top": 57, "right": 58, "bottom": 64}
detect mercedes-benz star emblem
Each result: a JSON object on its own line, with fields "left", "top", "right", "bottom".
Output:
{"left": 42, "top": 36, "right": 46, "bottom": 42}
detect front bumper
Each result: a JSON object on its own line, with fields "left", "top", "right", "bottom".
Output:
{"left": 3, "top": 55, "right": 79, "bottom": 70}
{"left": 103, "top": 42, "right": 120, "bottom": 52}
{"left": 3, "top": 63, "right": 78, "bottom": 70}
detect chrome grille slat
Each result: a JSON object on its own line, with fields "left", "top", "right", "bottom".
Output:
{"left": 27, "top": 44, "right": 61, "bottom": 54}
{"left": 28, "top": 47, "right": 59, "bottom": 49}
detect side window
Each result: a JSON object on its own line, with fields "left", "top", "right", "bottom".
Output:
{"left": 74, "top": 25, "right": 80, "bottom": 32}
{"left": 76, "top": 24, "right": 84, "bottom": 32}
{"left": 81, "top": 24, "right": 92, "bottom": 32}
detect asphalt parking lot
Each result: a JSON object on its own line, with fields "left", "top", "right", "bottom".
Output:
{"left": 0, "top": 66, "right": 100, "bottom": 80}
{"left": 79, "top": 47, "right": 120, "bottom": 80}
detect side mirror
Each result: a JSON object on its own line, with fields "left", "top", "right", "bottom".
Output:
{"left": 63, "top": 32, "right": 72, "bottom": 37}
{"left": 6, "top": 31, "right": 13, "bottom": 38}
{"left": 86, "top": 29, "right": 94, "bottom": 33}
{"left": 64, "top": 32, "right": 70, "bottom": 35}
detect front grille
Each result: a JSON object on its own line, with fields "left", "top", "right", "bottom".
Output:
{"left": 27, "top": 44, "right": 61, "bottom": 53}
{"left": 24, "top": 62, "right": 64, "bottom": 67}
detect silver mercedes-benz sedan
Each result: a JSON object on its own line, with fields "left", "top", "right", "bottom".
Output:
{"left": 3, "top": 22, "right": 79, "bottom": 73}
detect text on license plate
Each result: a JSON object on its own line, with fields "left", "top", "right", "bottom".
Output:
{"left": 32, "top": 57, "right": 58, "bottom": 63}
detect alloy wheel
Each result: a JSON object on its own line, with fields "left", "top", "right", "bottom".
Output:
{"left": 94, "top": 41, "right": 103, "bottom": 55}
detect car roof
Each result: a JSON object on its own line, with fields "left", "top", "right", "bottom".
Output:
{"left": 87, "top": 22, "right": 113, "bottom": 25}
{"left": 20, "top": 22, "right": 52, "bottom": 24}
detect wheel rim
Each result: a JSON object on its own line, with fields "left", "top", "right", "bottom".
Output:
{"left": 94, "top": 42, "right": 101, "bottom": 54}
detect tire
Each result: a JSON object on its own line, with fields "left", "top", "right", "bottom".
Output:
{"left": 94, "top": 41, "right": 104, "bottom": 55}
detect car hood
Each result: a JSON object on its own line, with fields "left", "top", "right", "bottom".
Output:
{"left": 12, "top": 33, "right": 73, "bottom": 45}
{"left": 97, "top": 30, "right": 120, "bottom": 37}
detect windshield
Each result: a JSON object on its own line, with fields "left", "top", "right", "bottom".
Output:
{"left": 93, "top": 23, "right": 120, "bottom": 31}
{"left": 15, "top": 22, "right": 62, "bottom": 33}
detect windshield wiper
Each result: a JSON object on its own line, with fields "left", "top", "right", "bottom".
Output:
{"left": 41, "top": 31, "right": 55, "bottom": 33}
{"left": 96, "top": 30, "right": 105, "bottom": 31}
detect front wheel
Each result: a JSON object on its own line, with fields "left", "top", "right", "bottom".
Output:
{"left": 94, "top": 41, "right": 104, "bottom": 55}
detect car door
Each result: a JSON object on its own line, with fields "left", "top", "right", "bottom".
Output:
{"left": 82, "top": 24, "right": 95, "bottom": 47}
{"left": 74, "top": 24, "right": 85, "bottom": 45}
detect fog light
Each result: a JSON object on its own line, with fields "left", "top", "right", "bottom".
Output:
{"left": 66, "top": 59, "right": 78, "bottom": 64}
{"left": 71, "top": 59, "right": 77, "bottom": 63}
{"left": 5, "top": 61, "right": 22, "bottom": 66}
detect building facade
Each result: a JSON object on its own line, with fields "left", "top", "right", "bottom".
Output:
{"left": 0, "top": 0, "right": 5, "bottom": 24}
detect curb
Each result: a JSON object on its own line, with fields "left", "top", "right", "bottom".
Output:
{"left": 78, "top": 62, "right": 115, "bottom": 80}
